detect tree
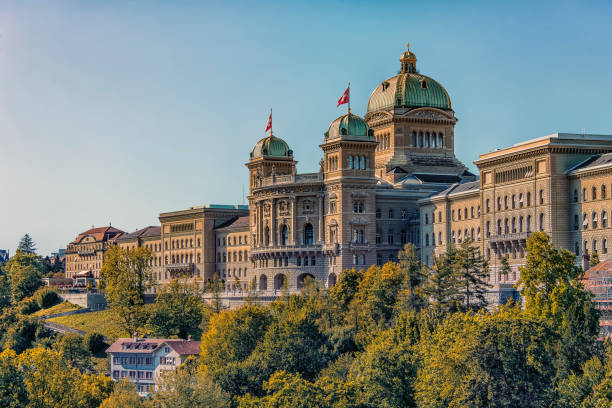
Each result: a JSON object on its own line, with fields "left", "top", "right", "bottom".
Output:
{"left": 204, "top": 275, "right": 227, "bottom": 313}
{"left": 422, "top": 247, "right": 461, "bottom": 313}
{"left": 0, "top": 349, "right": 28, "bottom": 408}
{"left": 397, "top": 243, "right": 427, "bottom": 311}
{"left": 84, "top": 332, "right": 107, "bottom": 355}
{"left": 238, "top": 371, "right": 329, "bottom": 408}
{"left": 451, "top": 240, "right": 490, "bottom": 311}
{"left": 415, "top": 306, "right": 558, "bottom": 408}
{"left": 148, "top": 278, "right": 205, "bottom": 339}
{"left": 2, "top": 251, "right": 44, "bottom": 303}
{"left": 590, "top": 252, "right": 600, "bottom": 267}
{"left": 17, "top": 234, "right": 36, "bottom": 255}
{"left": 54, "top": 333, "right": 92, "bottom": 372}
{"left": 500, "top": 255, "right": 511, "bottom": 278}
{"left": 99, "top": 245, "right": 153, "bottom": 335}
{"left": 153, "top": 357, "right": 230, "bottom": 407}
{"left": 99, "top": 380, "right": 150, "bottom": 408}
{"left": 517, "top": 232, "right": 600, "bottom": 380}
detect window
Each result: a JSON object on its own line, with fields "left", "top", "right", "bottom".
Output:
{"left": 280, "top": 225, "right": 288, "bottom": 245}
{"left": 583, "top": 213, "right": 589, "bottom": 229}
{"left": 296, "top": 256, "right": 301, "bottom": 266}
{"left": 486, "top": 221, "right": 491, "bottom": 237}
{"left": 602, "top": 185, "right": 607, "bottom": 199}
{"left": 574, "top": 189, "right": 578, "bottom": 203}
{"left": 304, "top": 224, "right": 314, "bottom": 245}
{"left": 438, "top": 231, "right": 442, "bottom": 245}
{"left": 592, "top": 212, "right": 598, "bottom": 229}
{"left": 438, "top": 211, "right": 442, "bottom": 222}
{"left": 592, "top": 186, "right": 597, "bottom": 200}
{"left": 574, "top": 214, "right": 580, "bottom": 230}
{"left": 387, "top": 229, "right": 394, "bottom": 244}
{"left": 400, "top": 230, "right": 407, "bottom": 244}
{"left": 526, "top": 191, "right": 531, "bottom": 206}
{"left": 497, "top": 197, "right": 501, "bottom": 211}
{"left": 603, "top": 239, "right": 608, "bottom": 254}
{"left": 311, "top": 256, "right": 316, "bottom": 266}
{"left": 376, "top": 208, "right": 381, "bottom": 219}
{"left": 354, "top": 229, "right": 365, "bottom": 244}
{"left": 539, "top": 213, "right": 545, "bottom": 231}
{"left": 348, "top": 155, "right": 353, "bottom": 169}
{"left": 583, "top": 188, "right": 587, "bottom": 201}
{"left": 388, "top": 208, "right": 394, "bottom": 219}
{"left": 504, "top": 196, "right": 508, "bottom": 210}
{"left": 438, "top": 133, "right": 444, "bottom": 147}
{"left": 425, "top": 213, "right": 429, "bottom": 224}
{"left": 353, "top": 201, "right": 364, "bottom": 213}
{"left": 486, "top": 198, "right": 490, "bottom": 213}
{"left": 539, "top": 189, "right": 544, "bottom": 204}
{"left": 511, "top": 194, "right": 516, "bottom": 209}
{"left": 471, "top": 207, "right": 475, "bottom": 218}
{"left": 603, "top": 211, "right": 608, "bottom": 228}
{"left": 360, "top": 156, "right": 366, "bottom": 170}
{"left": 519, "top": 193, "right": 524, "bottom": 207}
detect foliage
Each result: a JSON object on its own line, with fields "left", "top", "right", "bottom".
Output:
{"left": 84, "top": 332, "right": 107, "bottom": 355}
{"left": 33, "top": 301, "right": 80, "bottom": 317}
{"left": 49, "top": 308, "right": 128, "bottom": 342}
{"left": 397, "top": 243, "right": 427, "bottom": 312}
{"left": 451, "top": 240, "right": 490, "bottom": 310}
{"left": 54, "top": 333, "right": 92, "bottom": 372}
{"left": 153, "top": 357, "right": 230, "bottom": 407}
{"left": 589, "top": 252, "right": 600, "bottom": 267}
{"left": 18, "top": 297, "right": 40, "bottom": 315}
{"left": 34, "top": 287, "right": 61, "bottom": 309}
{"left": 16, "top": 234, "right": 36, "bottom": 255}
{"left": 148, "top": 278, "right": 205, "bottom": 339}
{"left": 238, "top": 371, "right": 330, "bottom": 408}
{"left": 0, "top": 349, "right": 28, "bottom": 408}
{"left": 2, "top": 251, "right": 44, "bottom": 303}
{"left": 99, "top": 245, "right": 154, "bottom": 335}
{"left": 100, "top": 380, "right": 151, "bottom": 408}
{"left": 415, "top": 306, "right": 558, "bottom": 408}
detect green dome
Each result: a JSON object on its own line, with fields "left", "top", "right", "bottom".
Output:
{"left": 367, "top": 73, "right": 451, "bottom": 114}
{"left": 325, "top": 113, "right": 374, "bottom": 142}
{"left": 250, "top": 135, "right": 293, "bottom": 159}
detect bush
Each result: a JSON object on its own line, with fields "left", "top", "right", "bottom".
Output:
{"left": 19, "top": 297, "right": 40, "bottom": 315}
{"left": 34, "top": 288, "right": 61, "bottom": 309}
{"left": 85, "top": 332, "right": 107, "bottom": 355}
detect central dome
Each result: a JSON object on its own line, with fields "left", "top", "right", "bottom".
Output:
{"left": 366, "top": 44, "right": 451, "bottom": 115}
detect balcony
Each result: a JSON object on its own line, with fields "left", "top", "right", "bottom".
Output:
{"left": 348, "top": 242, "right": 375, "bottom": 252}
{"left": 250, "top": 244, "right": 322, "bottom": 259}
{"left": 488, "top": 232, "right": 532, "bottom": 252}
{"left": 257, "top": 173, "right": 323, "bottom": 188}
{"left": 322, "top": 243, "right": 340, "bottom": 254}
{"left": 165, "top": 263, "right": 194, "bottom": 276}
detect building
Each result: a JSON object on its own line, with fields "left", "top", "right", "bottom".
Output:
{"left": 65, "top": 226, "right": 124, "bottom": 279}
{"left": 106, "top": 335, "right": 201, "bottom": 396}
{"left": 419, "top": 134, "right": 612, "bottom": 303}
{"left": 214, "top": 216, "right": 251, "bottom": 292}
{"left": 583, "top": 259, "right": 612, "bottom": 339}
{"left": 244, "top": 44, "right": 476, "bottom": 293}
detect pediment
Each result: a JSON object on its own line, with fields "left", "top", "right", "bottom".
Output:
{"left": 404, "top": 108, "right": 453, "bottom": 120}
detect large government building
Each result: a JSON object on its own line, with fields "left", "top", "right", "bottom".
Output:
{"left": 65, "top": 44, "right": 612, "bottom": 304}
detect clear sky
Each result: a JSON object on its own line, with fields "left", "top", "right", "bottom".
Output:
{"left": 1, "top": 0, "right": 611, "bottom": 256}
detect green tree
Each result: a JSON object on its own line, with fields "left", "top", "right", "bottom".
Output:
{"left": 84, "top": 332, "right": 106, "bottom": 355}
{"left": 422, "top": 248, "right": 461, "bottom": 313}
{"left": 204, "top": 275, "right": 227, "bottom": 313}
{"left": 0, "top": 349, "right": 28, "bottom": 408}
{"left": 451, "top": 240, "right": 490, "bottom": 311}
{"left": 16, "top": 234, "right": 36, "bottom": 255}
{"left": 148, "top": 278, "right": 205, "bottom": 339}
{"left": 500, "top": 255, "right": 511, "bottom": 278}
{"left": 54, "top": 333, "right": 92, "bottom": 372}
{"left": 518, "top": 232, "right": 600, "bottom": 380}
{"left": 99, "top": 380, "right": 150, "bottom": 408}
{"left": 99, "top": 245, "right": 153, "bottom": 335}
{"left": 590, "top": 252, "right": 600, "bottom": 267}
{"left": 153, "top": 357, "right": 230, "bottom": 407}
{"left": 238, "top": 371, "right": 329, "bottom": 408}
{"left": 397, "top": 243, "right": 427, "bottom": 311}
{"left": 2, "top": 251, "right": 44, "bottom": 303}
{"left": 415, "top": 306, "right": 557, "bottom": 408}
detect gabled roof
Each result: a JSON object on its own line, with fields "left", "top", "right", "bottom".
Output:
{"left": 419, "top": 180, "right": 480, "bottom": 204}
{"left": 106, "top": 337, "right": 201, "bottom": 356}
{"left": 583, "top": 259, "right": 612, "bottom": 281}
{"left": 72, "top": 226, "right": 124, "bottom": 244}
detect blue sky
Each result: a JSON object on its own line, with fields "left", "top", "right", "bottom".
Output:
{"left": 1, "top": 0, "right": 611, "bottom": 256}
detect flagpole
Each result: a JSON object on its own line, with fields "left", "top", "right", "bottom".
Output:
{"left": 270, "top": 108, "right": 273, "bottom": 136}
{"left": 347, "top": 82, "right": 351, "bottom": 115}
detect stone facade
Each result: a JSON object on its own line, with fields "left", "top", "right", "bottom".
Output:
{"left": 65, "top": 226, "right": 124, "bottom": 279}
{"left": 419, "top": 135, "right": 612, "bottom": 303}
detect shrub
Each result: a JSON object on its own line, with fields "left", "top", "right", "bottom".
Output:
{"left": 84, "top": 332, "right": 107, "bottom": 355}
{"left": 19, "top": 298, "right": 40, "bottom": 315}
{"left": 34, "top": 288, "right": 61, "bottom": 309}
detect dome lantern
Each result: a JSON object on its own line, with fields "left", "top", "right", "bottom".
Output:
{"left": 400, "top": 42, "right": 417, "bottom": 74}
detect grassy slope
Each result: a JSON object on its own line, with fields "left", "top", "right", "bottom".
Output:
{"left": 48, "top": 308, "right": 129, "bottom": 342}
{"left": 33, "top": 301, "right": 81, "bottom": 317}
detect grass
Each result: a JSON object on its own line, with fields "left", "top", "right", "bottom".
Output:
{"left": 48, "top": 308, "right": 129, "bottom": 342}
{"left": 33, "top": 301, "right": 81, "bottom": 317}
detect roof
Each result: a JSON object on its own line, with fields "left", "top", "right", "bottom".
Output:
{"left": 106, "top": 337, "right": 201, "bottom": 355}
{"left": 583, "top": 259, "right": 612, "bottom": 281}
{"left": 412, "top": 173, "right": 463, "bottom": 184}
{"left": 71, "top": 226, "right": 124, "bottom": 244}
{"left": 116, "top": 226, "right": 161, "bottom": 241}
{"left": 367, "top": 73, "right": 451, "bottom": 114}
{"left": 325, "top": 112, "right": 374, "bottom": 142}
{"left": 215, "top": 216, "right": 250, "bottom": 231}
{"left": 420, "top": 180, "right": 480, "bottom": 203}
{"left": 566, "top": 152, "right": 612, "bottom": 174}
{"left": 250, "top": 135, "right": 293, "bottom": 159}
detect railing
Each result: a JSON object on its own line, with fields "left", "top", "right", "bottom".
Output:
{"left": 489, "top": 232, "right": 532, "bottom": 243}
{"left": 349, "top": 242, "right": 374, "bottom": 251}
{"left": 257, "top": 173, "right": 323, "bottom": 187}
{"left": 250, "top": 244, "right": 322, "bottom": 256}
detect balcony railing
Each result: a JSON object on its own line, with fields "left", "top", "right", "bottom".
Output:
{"left": 166, "top": 263, "right": 194, "bottom": 276}
{"left": 489, "top": 232, "right": 532, "bottom": 244}
{"left": 250, "top": 244, "right": 323, "bottom": 258}
{"left": 257, "top": 173, "right": 323, "bottom": 187}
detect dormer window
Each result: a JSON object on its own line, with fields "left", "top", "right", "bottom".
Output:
{"left": 420, "top": 79, "right": 428, "bottom": 89}
{"left": 382, "top": 81, "right": 389, "bottom": 91}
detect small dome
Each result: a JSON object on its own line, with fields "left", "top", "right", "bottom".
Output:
{"left": 250, "top": 135, "right": 293, "bottom": 159}
{"left": 325, "top": 113, "right": 374, "bottom": 142}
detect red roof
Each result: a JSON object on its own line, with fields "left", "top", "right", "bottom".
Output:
{"left": 106, "top": 337, "right": 201, "bottom": 356}
{"left": 583, "top": 259, "right": 612, "bottom": 281}
{"left": 71, "top": 226, "right": 124, "bottom": 244}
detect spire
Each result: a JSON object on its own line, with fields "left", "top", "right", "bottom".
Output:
{"left": 400, "top": 42, "right": 417, "bottom": 74}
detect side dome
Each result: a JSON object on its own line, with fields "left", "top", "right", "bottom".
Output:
{"left": 366, "top": 43, "right": 451, "bottom": 115}
{"left": 250, "top": 135, "right": 293, "bottom": 159}
{"left": 325, "top": 113, "right": 374, "bottom": 142}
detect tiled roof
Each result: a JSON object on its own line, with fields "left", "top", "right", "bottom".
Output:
{"left": 583, "top": 259, "right": 612, "bottom": 281}
{"left": 117, "top": 226, "right": 161, "bottom": 241}
{"left": 106, "top": 337, "right": 201, "bottom": 355}
{"left": 567, "top": 153, "right": 612, "bottom": 174}
{"left": 426, "top": 180, "right": 480, "bottom": 200}
{"left": 72, "top": 226, "right": 124, "bottom": 244}
{"left": 215, "top": 216, "right": 250, "bottom": 231}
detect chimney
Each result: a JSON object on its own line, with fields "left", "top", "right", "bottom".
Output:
{"left": 187, "top": 335, "right": 192, "bottom": 342}
{"left": 133, "top": 332, "right": 138, "bottom": 342}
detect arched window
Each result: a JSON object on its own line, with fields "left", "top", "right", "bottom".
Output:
{"left": 470, "top": 228, "right": 475, "bottom": 240}
{"left": 304, "top": 223, "right": 314, "bottom": 245}
{"left": 504, "top": 218, "right": 509, "bottom": 234}
{"left": 592, "top": 212, "right": 598, "bottom": 228}
{"left": 348, "top": 155, "right": 353, "bottom": 169}
{"left": 425, "top": 131, "right": 430, "bottom": 147}
{"left": 412, "top": 131, "right": 417, "bottom": 147}
{"left": 280, "top": 225, "right": 288, "bottom": 246}
{"left": 504, "top": 196, "right": 508, "bottom": 209}
{"left": 526, "top": 215, "right": 531, "bottom": 232}
{"left": 603, "top": 239, "right": 608, "bottom": 254}
{"left": 497, "top": 219, "right": 502, "bottom": 235}
{"left": 519, "top": 216, "right": 524, "bottom": 232}
{"left": 582, "top": 188, "right": 587, "bottom": 201}
{"left": 486, "top": 198, "right": 490, "bottom": 213}
{"left": 573, "top": 189, "right": 578, "bottom": 202}
{"left": 592, "top": 186, "right": 597, "bottom": 200}
{"left": 360, "top": 155, "right": 366, "bottom": 170}
{"left": 602, "top": 185, "right": 607, "bottom": 199}
{"left": 438, "top": 211, "right": 442, "bottom": 222}
{"left": 425, "top": 234, "right": 429, "bottom": 246}
{"left": 603, "top": 211, "right": 608, "bottom": 228}
{"left": 274, "top": 274, "right": 286, "bottom": 290}
{"left": 583, "top": 213, "right": 589, "bottom": 229}
{"left": 418, "top": 131, "right": 423, "bottom": 147}
{"left": 539, "top": 213, "right": 545, "bottom": 231}
{"left": 458, "top": 230, "right": 462, "bottom": 243}
{"left": 438, "top": 231, "right": 442, "bottom": 245}
{"left": 539, "top": 189, "right": 544, "bottom": 204}
{"left": 573, "top": 214, "right": 579, "bottom": 230}
{"left": 526, "top": 191, "right": 531, "bottom": 206}
{"left": 438, "top": 132, "right": 444, "bottom": 147}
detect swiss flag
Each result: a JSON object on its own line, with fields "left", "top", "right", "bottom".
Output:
{"left": 337, "top": 86, "right": 350, "bottom": 107}
{"left": 265, "top": 112, "right": 272, "bottom": 133}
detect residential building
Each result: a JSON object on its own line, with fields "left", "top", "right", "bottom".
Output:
{"left": 106, "top": 335, "right": 201, "bottom": 396}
